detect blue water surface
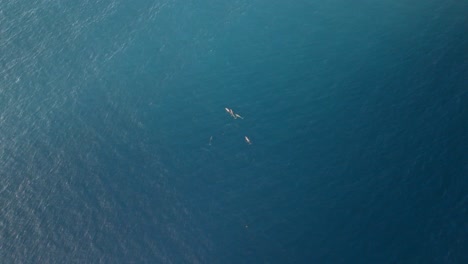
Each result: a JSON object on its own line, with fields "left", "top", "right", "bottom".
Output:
{"left": 0, "top": 0, "right": 467, "bottom": 263}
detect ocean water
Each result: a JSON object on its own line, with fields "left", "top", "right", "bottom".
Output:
{"left": 1, "top": 0, "right": 467, "bottom": 263}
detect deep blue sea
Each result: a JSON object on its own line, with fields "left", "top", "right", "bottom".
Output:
{"left": 1, "top": 0, "right": 467, "bottom": 263}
